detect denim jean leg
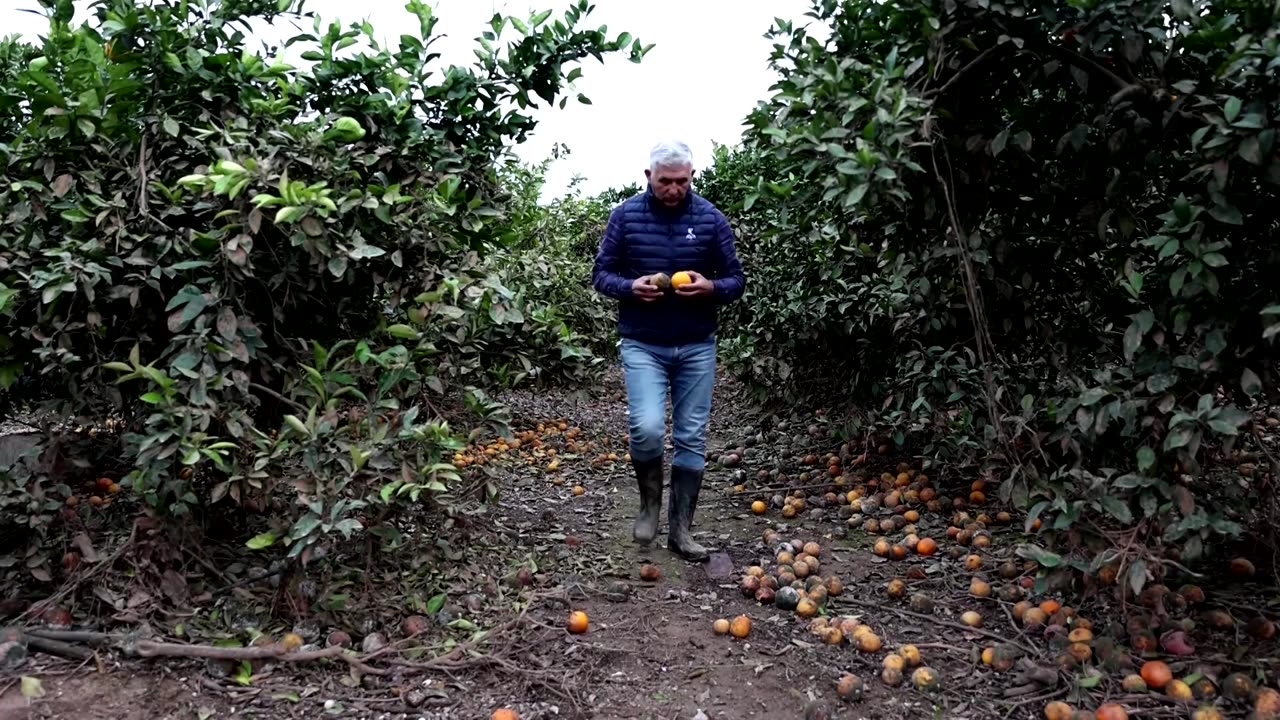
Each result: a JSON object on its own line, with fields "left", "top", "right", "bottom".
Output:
{"left": 619, "top": 339, "right": 669, "bottom": 463}
{"left": 670, "top": 338, "right": 716, "bottom": 471}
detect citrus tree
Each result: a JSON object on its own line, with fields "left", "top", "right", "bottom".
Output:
{"left": 0, "top": 0, "right": 647, "bottom": 582}
{"left": 705, "top": 0, "right": 1280, "bottom": 586}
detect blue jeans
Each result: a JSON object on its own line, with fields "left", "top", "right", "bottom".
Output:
{"left": 620, "top": 336, "right": 717, "bottom": 472}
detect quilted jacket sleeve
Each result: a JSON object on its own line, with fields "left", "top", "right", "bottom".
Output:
{"left": 711, "top": 211, "right": 745, "bottom": 304}
{"left": 591, "top": 207, "right": 633, "bottom": 300}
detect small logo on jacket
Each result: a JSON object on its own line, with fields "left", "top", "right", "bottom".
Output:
{"left": 685, "top": 228, "right": 696, "bottom": 241}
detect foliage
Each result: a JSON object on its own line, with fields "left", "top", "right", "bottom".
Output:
{"left": 0, "top": 0, "right": 646, "bottom": 580}
{"left": 708, "top": 0, "right": 1280, "bottom": 582}
{"left": 488, "top": 151, "right": 640, "bottom": 361}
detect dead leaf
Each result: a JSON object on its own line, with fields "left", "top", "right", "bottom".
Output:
{"left": 93, "top": 585, "right": 124, "bottom": 610}
{"left": 20, "top": 676, "right": 45, "bottom": 699}
{"left": 72, "top": 533, "right": 99, "bottom": 563}
{"left": 126, "top": 590, "right": 152, "bottom": 609}
{"left": 160, "top": 569, "right": 189, "bottom": 604}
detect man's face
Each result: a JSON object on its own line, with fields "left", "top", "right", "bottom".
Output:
{"left": 646, "top": 163, "right": 693, "bottom": 206}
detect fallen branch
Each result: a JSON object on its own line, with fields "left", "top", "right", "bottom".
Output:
{"left": 133, "top": 639, "right": 387, "bottom": 676}
{"left": 24, "top": 634, "right": 95, "bottom": 661}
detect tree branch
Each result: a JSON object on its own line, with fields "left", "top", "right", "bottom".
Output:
{"left": 926, "top": 44, "right": 1011, "bottom": 98}
{"left": 927, "top": 39, "right": 1140, "bottom": 102}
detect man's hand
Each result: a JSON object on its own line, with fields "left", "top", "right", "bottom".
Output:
{"left": 631, "top": 275, "right": 664, "bottom": 302}
{"left": 674, "top": 270, "right": 715, "bottom": 298}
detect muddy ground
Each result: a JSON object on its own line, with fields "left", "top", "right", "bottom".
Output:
{"left": 0, "top": 364, "right": 1276, "bottom": 720}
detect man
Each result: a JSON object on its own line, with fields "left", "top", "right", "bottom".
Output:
{"left": 590, "top": 139, "right": 746, "bottom": 562}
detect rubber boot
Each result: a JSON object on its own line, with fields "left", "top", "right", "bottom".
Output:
{"left": 631, "top": 456, "right": 664, "bottom": 546}
{"left": 667, "top": 465, "right": 709, "bottom": 562}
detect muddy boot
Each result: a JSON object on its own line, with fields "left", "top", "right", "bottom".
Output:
{"left": 631, "top": 456, "right": 664, "bottom": 546}
{"left": 667, "top": 465, "right": 709, "bottom": 562}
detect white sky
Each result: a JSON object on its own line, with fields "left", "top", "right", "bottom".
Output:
{"left": 3, "top": 0, "right": 813, "bottom": 198}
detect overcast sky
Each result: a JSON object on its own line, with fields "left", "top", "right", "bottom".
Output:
{"left": 3, "top": 0, "right": 813, "bottom": 198}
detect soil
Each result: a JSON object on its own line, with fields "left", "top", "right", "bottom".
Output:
{"left": 0, "top": 363, "right": 1276, "bottom": 719}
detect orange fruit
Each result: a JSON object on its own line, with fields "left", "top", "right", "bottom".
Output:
{"left": 1044, "top": 702, "right": 1074, "bottom": 720}
{"left": 1095, "top": 704, "right": 1128, "bottom": 720}
{"left": 751, "top": 500, "right": 766, "bottom": 515}
{"left": 729, "top": 615, "right": 752, "bottom": 638}
{"left": 567, "top": 610, "right": 589, "bottom": 634}
{"left": 492, "top": 710, "right": 519, "bottom": 720}
{"left": 572, "top": 485, "right": 584, "bottom": 496}
{"left": 916, "top": 537, "right": 937, "bottom": 555}
{"left": 1139, "top": 660, "right": 1172, "bottom": 689}
{"left": 671, "top": 271, "right": 693, "bottom": 288}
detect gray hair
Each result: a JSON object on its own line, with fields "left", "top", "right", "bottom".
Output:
{"left": 649, "top": 140, "right": 693, "bottom": 170}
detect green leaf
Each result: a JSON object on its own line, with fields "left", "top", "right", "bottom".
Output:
{"left": 1127, "top": 558, "right": 1147, "bottom": 595}
{"left": 1099, "top": 495, "right": 1133, "bottom": 524}
{"left": 1076, "top": 673, "right": 1102, "bottom": 689}
{"left": 1241, "top": 368, "right": 1263, "bottom": 397}
{"left": 1224, "top": 96, "right": 1242, "bottom": 123}
{"left": 426, "top": 592, "right": 446, "bottom": 613}
{"left": 245, "top": 532, "right": 276, "bottom": 549}
{"left": 387, "top": 324, "right": 419, "bottom": 340}
{"left": 1136, "top": 447, "right": 1156, "bottom": 473}
{"left": 991, "top": 129, "right": 1009, "bottom": 156}
{"left": 283, "top": 414, "right": 310, "bottom": 437}
{"left": 1015, "top": 543, "right": 1062, "bottom": 568}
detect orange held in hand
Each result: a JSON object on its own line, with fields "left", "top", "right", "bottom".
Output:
{"left": 671, "top": 271, "right": 693, "bottom": 288}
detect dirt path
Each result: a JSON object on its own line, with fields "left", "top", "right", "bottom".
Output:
{"left": 2, "top": 363, "right": 1273, "bottom": 719}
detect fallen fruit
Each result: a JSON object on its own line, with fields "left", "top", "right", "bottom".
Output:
{"left": 639, "top": 564, "right": 661, "bottom": 582}
{"left": 1229, "top": 557, "right": 1256, "bottom": 578}
{"left": 492, "top": 709, "right": 519, "bottom": 720}
{"left": 916, "top": 537, "right": 938, "bottom": 555}
{"left": 1139, "top": 660, "right": 1172, "bottom": 689}
{"left": 402, "top": 615, "right": 429, "bottom": 637}
{"left": 1165, "top": 679, "right": 1193, "bottom": 701}
{"left": 1120, "top": 675, "right": 1147, "bottom": 693}
{"left": 1094, "top": 703, "right": 1128, "bottom": 720}
{"left": 730, "top": 615, "right": 752, "bottom": 639}
{"left": 1190, "top": 707, "right": 1222, "bottom": 720}
{"left": 856, "top": 632, "right": 882, "bottom": 653}
{"left": 899, "top": 644, "right": 921, "bottom": 666}
{"left": 911, "top": 666, "right": 940, "bottom": 691}
{"left": 567, "top": 610, "right": 589, "bottom": 634}
{"left": 881, "top": 666, "right": 903, "bottom": 686}
{"left": 1222, "top": 672, "right": 1255, "bottom": 700}
{"left": 960, "top": 611, "right": 982, "bottom": 627}
{"left": 281, "top": 632, "right": 304, "bottom": 651}
{"left": 712, "top": 618, "right": 730, "bottom": 636}
{"left": 1044, "top": 701, "right": 1074, "bottom": 720}
{"left": 751, "top": 500, "right": 766, "bottom": 515}
{"left": 836, "top": 673, "right": 864, "bottom": 701}
{"left": 885, "top": 577, "right": 907, "bottom": 598}
{"left": 1255, "top": 688, "right": 1280, "bottom": 719}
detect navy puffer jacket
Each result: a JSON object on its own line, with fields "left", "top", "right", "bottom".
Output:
{"left": 591, "top": 186, "right": 746, "bottom": 346}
